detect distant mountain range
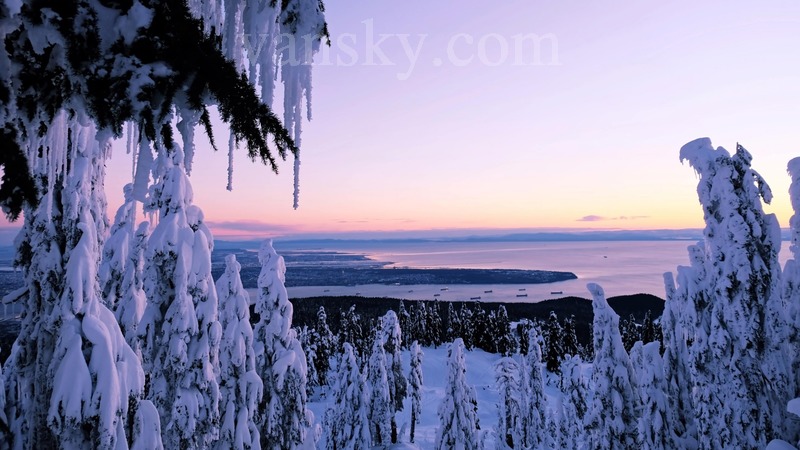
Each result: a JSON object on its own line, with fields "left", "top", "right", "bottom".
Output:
{"left": 215, "top": 228, "right": 722, "bottom": 250}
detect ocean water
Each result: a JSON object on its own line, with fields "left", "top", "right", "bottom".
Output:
{"left": 280, "top": 240, "right": 792, "bottom": 301}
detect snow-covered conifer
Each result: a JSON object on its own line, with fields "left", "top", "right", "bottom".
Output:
{"left": 340, "top": 305, "right": 364, "bottom": 355}
{"left": 584, "top": 283, "right": 640, "bottom": 450}
{"left": 661, "top": 271, "right": 697, "bottom": 447}
{"left": 446, "top": 302, "right": 461, "bottom": 342}
{"left": 366, "top": 333, "right": 392, "bottom": 446}
{"left": 114, "top": 221, "right": 150, "bottom": 354}
{"left": 99, "top": 183, "right": 136, "bottom": 310}
{"left": 139, "top": 146, "right": 222, "bottom": 449}
{"left": 494, "top": 357, "right": 523, "bottom": 450}
{"left": 636, "top": 342, "right": 670, "bottom": 450}
{"left": 325, "top": 343, "right": 371, "bottom": 450}
{"left": 542, "top": 311, "right": 564, "bottom": 372}
{"left": 560, "top": 354, "right": 588, "bottom": 424}
{"left": 460, "top": 304, "right": 475, "bottom": 350}
{"left": 379, "top": 310, "right": 408, "bottom": 443}
{"left": 314, "top": 306, "right": 336, "bottom": 388}
{"left": 427, "top": 302, "right": 443, "bottom": 347}
{"left": 399, "top": 301, "right": 413, "bottom": 348}
{"left": 252, "top": 239, "right": 313, "bottom": 450}
{"left": 216, "top": 254, "right": 263, "bottom": 450}
{"left": 679, "top": 139, "right": 791, "bottom": 447}
{"left": 493, "top": 306, "right": 515, "bottom": 356}
{"left": 3, "top": 113, "right": 145, "bottom": 449}
{"left": 409, "top": 340, "right": 424, "bottom": 444}
{"left": 436, "top": 338, "right": 483, "bottom": 450}
{"left": 520, "top": 324, "right": 546, "bottom": 449}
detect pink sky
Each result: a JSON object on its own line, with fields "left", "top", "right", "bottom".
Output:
{"left": 4, "top": 1, "right": 800, "bottom": 241}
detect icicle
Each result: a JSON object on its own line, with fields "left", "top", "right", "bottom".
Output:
{"left": 292, "top": 156, "right": 300, "bottom": 209}
{"left": 227, "top": 133, "right": 234, "bottom": 191}
{"left": 132, "top": 135, "right": 153, "bottom": 202}
{"left": 177, "top": 108, "right": 200, "bottom": 175}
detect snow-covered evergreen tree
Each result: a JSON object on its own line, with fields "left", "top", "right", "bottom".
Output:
{"left": 636, "top": 342, "right": 670, "bottom": 450}
{"left": 340, "top": 305, "right": 364, "bottom": 355}
{"left": 584, "top": 283, "right": 640, "bottom": 450}
{"left": 542, "top": 311, "right": 564, "bottom": 372}
{"left": 399, "top": 301, "right": 413, "bottom": 349}
{"left": 3, "top": 113, "right": 145, "bottom": 449}
{"left": 252, "top": 239, "right": 313, "bottom": 450}
{"left": 409, "top": 340, "right": 424, "bottom": 444}
{"left": 366, "top": 334, "right": 391, "bottom": 447}
{"left": 493, "top": 306, "right": 515, "bottom": 356}
{"left": 138, "top": 146, "right": 222, "bottom": 449}
{"left": 379, "top": 310, "right": 408, "bottom": 443}
{"left": 99, "top": 183, "right": 136, "bottom": 310}
{"left": 436, "top": 338, "right": 482, "bottom": 450}
{"left": 115, "top": 221, "right": 150, "bottom": 355}
{"left": 662, "top": 271, "right": 697, "bottom": 448}
{"left": 1, "top": 0, "right": 327, "bottom": 447}
{"left": 562, "top": 315, "right": 580, "bottom": 359}
{"left": 783, "top": 156, "right": 800, "bottom": 443}
{"left": 460, "top": 304, "right": 475, "bottom": 350}
{"left": 520, "top": 324, "right": 545, "bottom": 449}
{"left": 314, "top": 306, "right": 337, "bottom": 388}
{"left": 559, "top": 353, "right": 588, "bottom": 450}
{"left": 679, "top": 138, "right": 791, "bottom": 447}
{"left": 325, "top": 343, "right": 371, "bottom": 450}
{"left": 216, "top": 254, "right": 263, "bottom": 450}
{"left": 494, "top": 357, "right": 523, "bottom": 450}
{"left": 446, "top": 302, "right": 461, "bottom": 343}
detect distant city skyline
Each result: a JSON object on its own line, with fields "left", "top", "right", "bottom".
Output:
{"left": 3, "top": 1, "right": 800, "bottom": 242}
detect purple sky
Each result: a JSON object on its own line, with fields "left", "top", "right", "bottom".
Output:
{"left": 5, "top": 1, "right": 800, "bottom": 242}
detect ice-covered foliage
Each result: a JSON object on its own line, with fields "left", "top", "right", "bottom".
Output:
{"left": 138, "top": 146, "right": 222, "bottom": 449}
{"left": 379, "top": 310, "right": 408, "bottom": 443}
{"left": 325, "top": 343, "right": 371, "bottom": 450}
{"left": 409, "top": 340, "right": 424, "bottom": 444}
{"left": 366, "top": 334, "right": 392, "bottom": 447}
{"left": 435, "top": 338, "right": 483, "bottom": 450}
{"left": 494, "top": 357, "right": 523, "bottom": 450}
{"left": 253, "top": 239, "right": 313, "bottom": 450}
{"left": 585, "top": 283, "right": 640, "bottom": 450}
{"left": 678, "top": 138, "right": 791, "bottom": 447}
{"left": 216, "top": 254, "right": 263, "bottom": 450}
{"left": 520, "top": 324, "right": 546, "bottom": 449}
{"left": 3, "top": 112, "right": 144, "bottom": 449}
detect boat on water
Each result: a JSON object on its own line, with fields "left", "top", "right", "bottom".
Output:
{"left": 484, "top": 290, "right": 493, "bottom": 293}
{"left": 550, "top": 291, "right": 563, "bottom": 295}
{"left": 441, "top": 287, "right": 449, "bottom": 291}
{"left": 434, "top": 293, "right": 441, "bottom": 297}
{"left": 516, "top": 293, "right": 528, "bottom": 298}
{"left": 470, "top": 296, "right": 481, "bottom": 300}
{"left": 518, "top": 288, "right": 526, "bottom": 291}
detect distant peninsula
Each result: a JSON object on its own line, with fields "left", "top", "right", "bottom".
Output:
{"left": 211, "top": 249, "right": 576, "bottom": 288}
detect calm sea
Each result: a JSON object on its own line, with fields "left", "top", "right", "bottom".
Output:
{"left": 279, "top": 240, "right": 793, "bottom": 301}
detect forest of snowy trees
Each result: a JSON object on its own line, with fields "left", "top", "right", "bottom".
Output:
{"left": 1, "top": 1, "right": 800, "bottom": 449}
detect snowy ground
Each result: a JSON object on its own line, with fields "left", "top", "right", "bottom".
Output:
{"left": 307, "top": 345, "right": 563, "bottom": 450}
